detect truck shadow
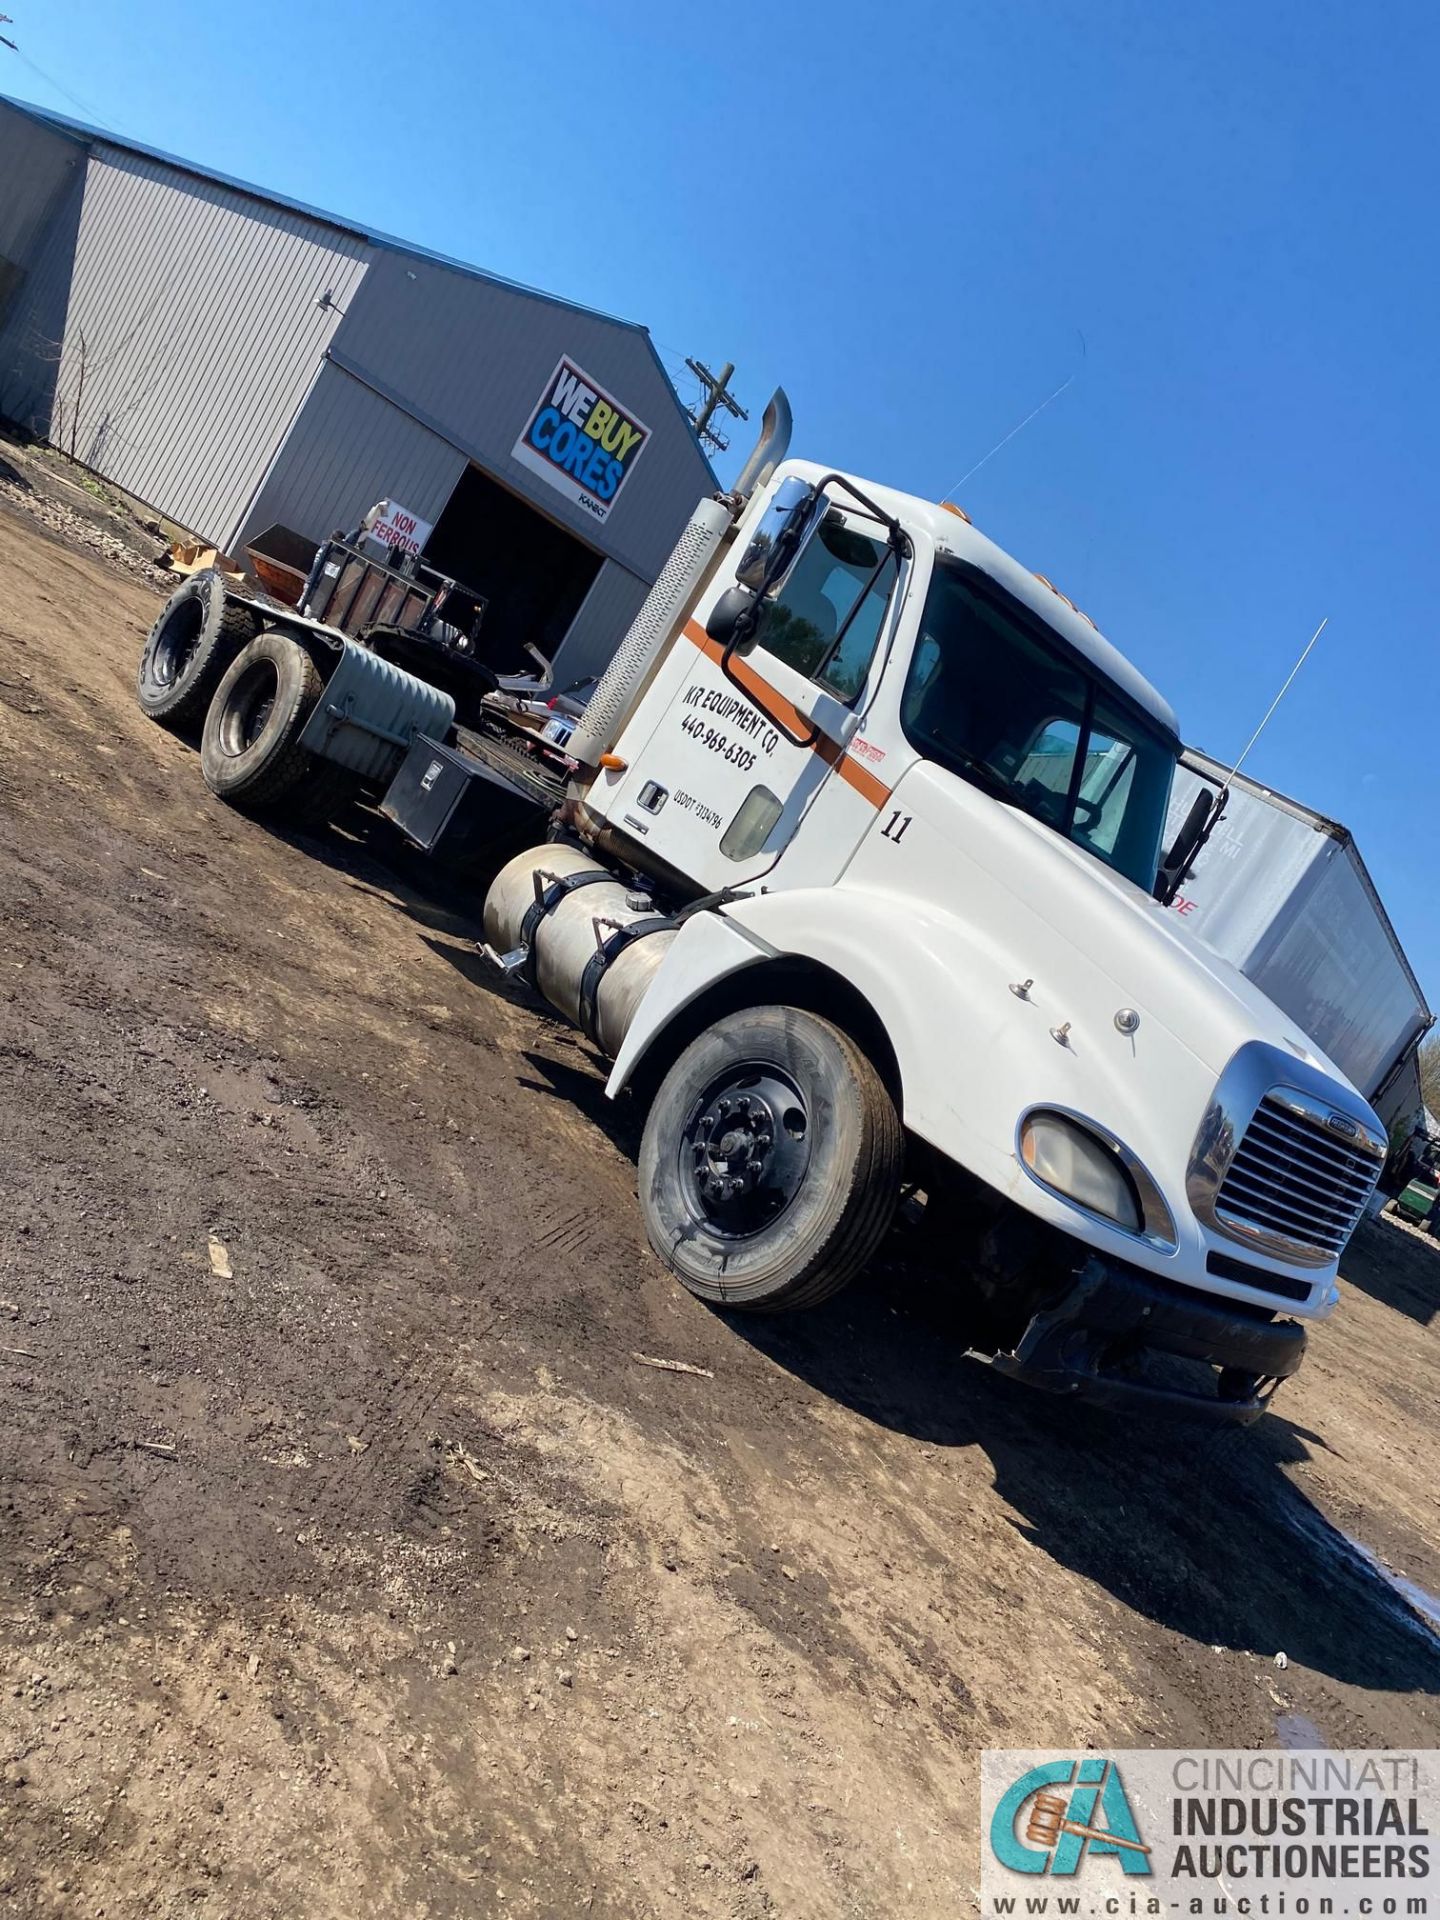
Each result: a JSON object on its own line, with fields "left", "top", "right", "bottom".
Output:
{"left": 1336, "top": 1217, "right": 1440, "bottom": 1327}
{"left": 509, "top": 1040, "right": 1440, "bottom": 1697}
{"left": 249, "top": 813, "right": 1440, "bottom": 1696}
{"left": 267, "top": 805, "right": 526, "bottom": 1003}
{"left": 727, "top": 1258, "right": 1440, "bottom": 1699}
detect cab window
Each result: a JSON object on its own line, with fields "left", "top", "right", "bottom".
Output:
{"left": 1069, "top": 696, "right": 1172, "bottom": 880}
{"left": 901, "top": 560, "right": 1178, "bottom": 888}
{"left": 754, "top": 516, "right": 892, "bottom": 701}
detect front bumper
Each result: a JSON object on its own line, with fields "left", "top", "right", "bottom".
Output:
{"left": 991, "top": 1256, "right": 1307, "bottom": 1425}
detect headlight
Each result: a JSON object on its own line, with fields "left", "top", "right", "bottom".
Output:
{"left": 1020, "top": 1112, "right": 1142, "bottom": 1233}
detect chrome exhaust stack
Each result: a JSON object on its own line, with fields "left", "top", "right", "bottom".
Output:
{"left": 731, "top": 387, "right": 793, "bottom": 503}
{"left": 564, "top": 387, "right": 793, "bottom": 774}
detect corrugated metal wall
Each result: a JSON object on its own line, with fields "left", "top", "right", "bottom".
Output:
{"left": 238, "top": 247, "right": 712, "bottom": 678}
{"left": 0, "top": 101, "right": 79, "bottom": 289}
{"left": 323, "top": 249, "right": 714, "bottom": 584}
{"left": 0, "top": 102, "right": 87, "bottom": 428}
{"left": 551, "top": 561, "right": 649, "bottom": 684}
{"left": 239, "top": 358, "right": 466, "bottom": 551}
{"left": 0, "top": 99, "right": 712, "bottom": 678}
{"left": 47, "top": 143, "right": 370, "bottom": 544}
{"left": 238, "top": 353, "right": 651, "bottom": 685}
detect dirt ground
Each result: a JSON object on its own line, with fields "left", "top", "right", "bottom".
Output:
{"left": 0, "top": 492, "right": 1437, "bottom": 1920}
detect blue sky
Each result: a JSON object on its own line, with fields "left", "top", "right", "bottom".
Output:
{"left": 5, "top": 0, "right": 1437, "bottom": 997}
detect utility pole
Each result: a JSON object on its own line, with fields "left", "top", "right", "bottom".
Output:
{"left": 686, "top": 359, "right": 748, "bottom": 455}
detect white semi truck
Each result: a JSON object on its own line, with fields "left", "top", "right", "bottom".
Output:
{"left": 139, "top": 394, "right": 1386, "bottom": 1423}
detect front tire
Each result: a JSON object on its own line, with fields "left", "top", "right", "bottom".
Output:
{"left": 638, "top": 1006, "right": 903, "bottom": 1311}
{"left": 137, "top": 571, "right": 258, "bottom": 731}
{"left": 200, "top": 630, "right": 345, "bottom": 817}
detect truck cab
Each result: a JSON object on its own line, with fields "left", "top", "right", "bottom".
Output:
{"left": 512, "top": 458, "right": 1385, "bottom": 1420}
{"left": 144, "top": 399, "right": 1385, "bottom": 1426}
{"left": 583, "top": 462, "right": 1178, "bottom": 900}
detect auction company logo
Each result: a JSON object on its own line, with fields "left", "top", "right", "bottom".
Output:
{"left": 990, "top": 1757, "right": 1152, "bottom": 1877}
{"left": 512, "top": 356, "right": 650, "bottom": 524}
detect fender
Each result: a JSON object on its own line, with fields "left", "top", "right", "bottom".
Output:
{"left": 606, "top": 883, "right": 1327, "bottom": 1308}
{"left": 606, "top": 910, "right": 772, "bottom": 1097}
{"left": 294, "top": 634, "right": 456, "bottom": 781}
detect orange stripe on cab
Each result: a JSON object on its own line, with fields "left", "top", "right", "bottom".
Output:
{"left": 681, "top": 619, "right": 892, "bottom": 811}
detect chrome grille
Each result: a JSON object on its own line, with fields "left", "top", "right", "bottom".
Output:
{"left": 1215, "top": 1095, "right": 1382, "bottom": 1262}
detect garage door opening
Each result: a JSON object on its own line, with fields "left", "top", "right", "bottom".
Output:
{"left": 424, "top": 463, "right": 602, "bottom": 677}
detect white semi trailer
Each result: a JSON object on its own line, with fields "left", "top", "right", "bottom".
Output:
{"left": 1162, "top": 750, "right": 1431, "bottom": 1138}
{"left": 140, "top": 395, "right": 1387, "bottom": 1422}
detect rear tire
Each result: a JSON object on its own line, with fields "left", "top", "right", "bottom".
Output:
{"left": 638, "top": 1006, "right": 903, "bottom": 1311}
{"left": 200, "top": 630, "right": 346, "bottom": 817}
{"left": 137, "top": 571, "right": 258, "bottom": 731}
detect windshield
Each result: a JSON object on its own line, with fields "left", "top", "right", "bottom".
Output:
{"left": 900, "top": 560, "right": 1178, "bottom": 887}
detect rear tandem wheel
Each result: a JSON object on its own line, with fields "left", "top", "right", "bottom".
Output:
{"left": 137, "top": 571, "right": 260, "bottom": 732}
{"left": 199, "top": 630, "right": 349, "bottom": 819}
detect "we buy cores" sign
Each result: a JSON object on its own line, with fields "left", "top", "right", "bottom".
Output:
{"left": 512, "top": 357, "right": 650, "bottom": 525}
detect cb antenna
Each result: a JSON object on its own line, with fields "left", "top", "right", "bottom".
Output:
{"left": 1162, "top": 616, "right": 1328, "bottom": 907}
{"left": 942, "top": 330, "right": 1087, "bottom": 505}
{"left": 1220, "top": 616, "right": 1328, "bottom": 793}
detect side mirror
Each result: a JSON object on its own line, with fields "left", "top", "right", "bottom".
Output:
{"left": 734, "top": 475, "right": 827, "bottom": 597}
{"left": 1154, "top": 789, "right": 1216, "bottom": 905}
{"left": 705, "top": 584, "right": 759, "bottom": 651}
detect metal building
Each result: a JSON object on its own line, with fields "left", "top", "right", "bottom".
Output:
{"left": 0, "top": 94, "right": 716, "bottom": 681}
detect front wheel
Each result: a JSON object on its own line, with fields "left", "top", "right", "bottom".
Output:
{"left": 638, "top": 1006, "right": 903, "bottom": 1312}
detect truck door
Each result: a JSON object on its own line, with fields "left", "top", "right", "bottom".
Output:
{"left": 597, "top": 495, "right": 903, "bottom": 893}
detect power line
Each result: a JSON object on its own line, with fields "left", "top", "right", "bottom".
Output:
{"left": 0, "top": 27, "right": 111, "bottom": 122}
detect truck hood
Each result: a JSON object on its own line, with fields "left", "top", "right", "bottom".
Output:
{"left": 904, "top": 761, "right": 1360, "bottom": 1097}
